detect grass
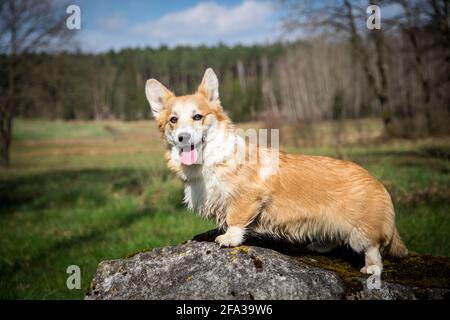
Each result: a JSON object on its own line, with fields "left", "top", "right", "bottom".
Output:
{"left": 0, "top": 118, "right": 449, "bottom": 299}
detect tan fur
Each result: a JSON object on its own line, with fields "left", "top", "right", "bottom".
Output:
{"left": 146, "top": 69, "right": 408, "bottom": 276}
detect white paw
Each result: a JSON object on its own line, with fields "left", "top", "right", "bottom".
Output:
{"left": 215, "top": 227, "right": 244, "bottom": 247}
{"left": 360, "top": 265, "right": 382, "bottom": 276}
{"left": 215, "top": 234, "right": 240, "bottom": 247}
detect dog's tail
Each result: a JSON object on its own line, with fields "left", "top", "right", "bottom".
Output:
{"left": 387, "top": 228, "right": 408, "bottom": 257}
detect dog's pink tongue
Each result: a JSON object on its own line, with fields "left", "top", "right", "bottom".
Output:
{"left": 180, "top": 147, "right": 198, "bottom": 165}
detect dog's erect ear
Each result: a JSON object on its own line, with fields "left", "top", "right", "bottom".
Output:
{"left": 198, "top": 68, "right": 219, "bottom": 103}
{"left": 145, "top": 79, "right": 173, "bottom": 119}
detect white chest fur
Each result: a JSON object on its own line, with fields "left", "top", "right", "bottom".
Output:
{"left": 165, "top": 121, "right": 247, "bottom": 229}
{"left": 183, "top": 166, "right": 232, "bottom": 227}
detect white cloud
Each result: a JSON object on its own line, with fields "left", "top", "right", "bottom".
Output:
{"left": 80, "top": 1, "right": 279, "bottom": 52}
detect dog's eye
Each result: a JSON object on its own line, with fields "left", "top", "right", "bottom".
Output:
{"left": 193, "top": 114, "right": 203, "bottom": 121}
{"left": 169, "top": 116, "right": 178, "bottom": 124}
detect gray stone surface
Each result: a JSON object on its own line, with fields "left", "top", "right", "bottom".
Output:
{"left": 86, "top": 230, "right": 450, "bottom": 300}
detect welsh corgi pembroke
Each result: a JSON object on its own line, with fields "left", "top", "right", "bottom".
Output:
{"left": 145, "top": 68, "right": 408, "bottom": 276}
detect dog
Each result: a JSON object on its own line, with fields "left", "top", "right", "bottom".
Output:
{"left": 145, "top": 68, "right": 408, "bottom": 276}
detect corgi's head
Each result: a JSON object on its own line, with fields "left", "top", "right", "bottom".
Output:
{"left": 146, "top": 68, "right": 230, "bottom": 166}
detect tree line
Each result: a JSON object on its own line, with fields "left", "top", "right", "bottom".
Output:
{"left": 6, "top": 44, "right": 285, "bottom": 122}
{"left": 1, "top": 0, "right": 449, "bottom": 167}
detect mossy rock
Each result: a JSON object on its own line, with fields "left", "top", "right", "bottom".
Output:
{"left": 193, "top": 229, "right": 450, "bottom": 299}
{"left": 87, "top": 229, "right": 450, "bottom": 300}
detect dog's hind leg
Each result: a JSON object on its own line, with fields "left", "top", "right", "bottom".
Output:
{"left": 360, "top": 244, "right": 383, "bottom": 276}
{"left": 348, "top": 229, "right": 383, "bottom": 275}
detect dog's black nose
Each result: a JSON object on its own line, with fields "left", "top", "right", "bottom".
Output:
{"left": 178, "top": 133, "right": 191, "bottom": 143}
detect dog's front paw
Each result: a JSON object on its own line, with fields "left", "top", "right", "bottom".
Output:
{"left": 214, "top": 227, "right": 245, "bottom": 247}
{"left": 214, "top": 234, "right": 241, "bottom": 247}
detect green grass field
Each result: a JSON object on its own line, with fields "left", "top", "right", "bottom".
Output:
{"left": 0, "top": 118, "right": 449, "bottom": 299}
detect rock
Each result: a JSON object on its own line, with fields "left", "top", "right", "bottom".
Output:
{"left": 86, "top": 229, "right": 450, "bottom": 300}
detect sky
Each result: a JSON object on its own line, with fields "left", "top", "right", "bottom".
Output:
{"left": 71, "top": 0, "right": 283, "bottom": 52}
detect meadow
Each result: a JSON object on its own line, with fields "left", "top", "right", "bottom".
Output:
{"left": 0, "top": 118, "right": 449, "bottom": 299}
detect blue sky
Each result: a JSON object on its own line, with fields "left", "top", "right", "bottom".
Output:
{"left": 72, "top": 0, "right": 283, "bottom": 52}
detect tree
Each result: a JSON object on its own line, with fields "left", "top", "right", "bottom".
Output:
{"left": 0, "top": 0, "right": 71, "bottom": 167}
{"left": 387, "top": 0, "right": 443, "bottom": 134}
{"left": 280, "top": 0, "right": 393, "bottom": 132}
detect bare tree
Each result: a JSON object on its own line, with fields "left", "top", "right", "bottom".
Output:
{"left": 366, "top": 0, "right": 392, "bottom": 130}
{"left": 387, "top": 0, "right": 436, "bottom": 133}
{"left": 0, "top": 0, "right": 71, "bottom": 167}
{"left": 426, "top": 0, "right": 450, "bottom": 118}
{"left": 428, "top": 0, "right": 450, "bottom": 66}
{"left": 381, "top": 0, "right": 450, "bottom": 135}
{"left": 280, "top": 0, "right": 393, "bottom": 131}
